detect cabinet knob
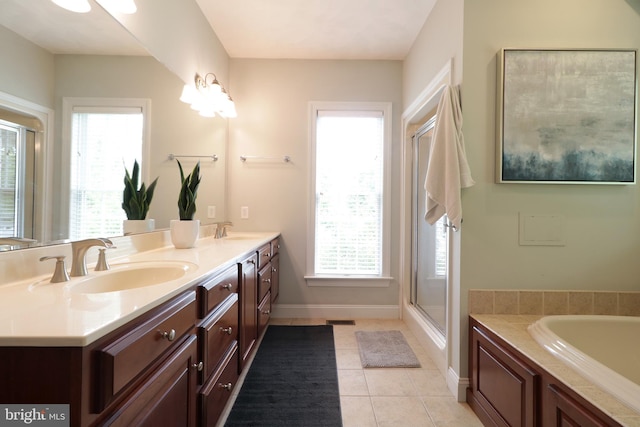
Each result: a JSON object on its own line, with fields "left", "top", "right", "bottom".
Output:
{"left": 247, "top": 259, "right": 255, "bottom": 264}
{"left": 219, "top": 382, "right": 233, "bottom": 391}
{"left": 262, "top": 278, "right": 271, "bottom": 284}
{"left": 159, "top": 329, "right": 176, "bottom": 341}
{"left": 221, "top": 283, "right": 233, "bottom": 290}
{"left": 261, "top": 310, "right": 271, "bottom": 315}
{"left": 263, "top": 252, "right": 271, "bottom": 257}
{"left": 220, "top": 326, "right": 233, "bottom": 335}
{"left": 272, "top": 267, "right": 277, "bottom": 273}
{"left": 192, "top": 361, "right": 203, "bottom": 371}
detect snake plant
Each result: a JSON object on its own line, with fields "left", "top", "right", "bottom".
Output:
{"left": 177, "top": 159, "right": 201, "bottom": 220}
{"left": 122, "top": 160, "right": 158, "bottom": 220}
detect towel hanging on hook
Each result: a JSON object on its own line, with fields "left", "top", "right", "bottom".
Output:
{"left": 424, "top": 85, "right": 475, "bottom": 230}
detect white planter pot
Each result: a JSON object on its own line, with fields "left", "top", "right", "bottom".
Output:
{"left": 170, "top": 219, "right": 200, "bottom": 249}
{"left": 123, "top": 219, "right": 155, "bottom": 235}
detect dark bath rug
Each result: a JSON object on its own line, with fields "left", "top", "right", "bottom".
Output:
{"left": 224, "top": 325, "right": 342, "bottom": 426}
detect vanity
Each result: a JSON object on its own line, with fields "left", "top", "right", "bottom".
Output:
{"left": 0, "top": 230, "right": 280, "bottom": 426}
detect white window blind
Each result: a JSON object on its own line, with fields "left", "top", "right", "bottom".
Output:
{"left": 434, "top": 216, "right": 448, "bottom": 277}
{"left": 69, "top": 108, "right": 143, "bottom": 240}
{"left": 314, "top": 110, "right": 384, "bottom": 275}
{"left": 0, "top": 124, "right": 19, "bottom": 237}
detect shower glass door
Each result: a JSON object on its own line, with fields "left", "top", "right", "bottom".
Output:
{"left": 411, "top": 120, "right": 448, "bottom": 336}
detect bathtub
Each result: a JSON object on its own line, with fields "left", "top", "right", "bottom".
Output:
{"left": 528, "top": 315, "right": 640, "bottom": 413}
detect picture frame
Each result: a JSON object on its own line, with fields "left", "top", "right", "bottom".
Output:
{"left": 496, "top": 48, "right": 637, "bottom": 184}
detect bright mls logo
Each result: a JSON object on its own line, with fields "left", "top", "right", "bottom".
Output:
{"left": 0, "top": 405, "right": 69, "bottom": 426}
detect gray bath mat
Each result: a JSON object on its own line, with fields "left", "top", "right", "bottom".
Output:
{"left": 355, "top": 330, "right": 421, "bottom": 368}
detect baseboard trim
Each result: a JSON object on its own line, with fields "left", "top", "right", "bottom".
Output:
{"left": 447, "top": 366, "right": 470, "bottom": 402}
{"left": 271, "top": 304, "right": 400, "bottom": 319}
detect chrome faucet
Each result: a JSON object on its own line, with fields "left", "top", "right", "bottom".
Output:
{"left": 214, "top": 222, "right": 233, "bottom": 239}
{"left": 70, "top": 238, "right": 113, "bottom": 277}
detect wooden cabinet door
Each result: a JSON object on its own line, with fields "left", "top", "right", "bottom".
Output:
{"left": 544, "top": 383, "right": 618, "bottom": 427}
{"left": 239, "top": 253, "right": 258, "bottom": 372}
{"left": 102, "top": 334, "right": 199, "bottom": 427}
{"left": 271, "top": 253, "right": 280, "bottom": 303}
{"left": 468, "top": 324, "right": 539, "bottom": 427}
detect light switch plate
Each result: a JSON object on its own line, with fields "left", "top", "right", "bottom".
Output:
{"left": 207, "top": 206, "right": 216, "bottom": 219}
{"left": 240, "top": 206, "right": 249, "bottom": 219}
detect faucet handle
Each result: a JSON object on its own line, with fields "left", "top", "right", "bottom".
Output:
{"left": 39, "top": 255, "right": 70, "bottom": 283}
{"left": 95, "top": 248, "right": 114, "bottom": 272}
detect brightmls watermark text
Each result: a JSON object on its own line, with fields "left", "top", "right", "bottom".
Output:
{"left": 0, "top": 405, "right": 69, "bottom": 426}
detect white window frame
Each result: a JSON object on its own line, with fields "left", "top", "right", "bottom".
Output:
{"left": 61, "top": 97, "right": 151, "bottom": 240}
{"left": 305, "top": 101, "right": 392, "bottom": 287}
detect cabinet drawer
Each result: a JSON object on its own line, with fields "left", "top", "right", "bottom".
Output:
{"left": 198, "top": 294, "right": 239, "bottom": 383}
{"left": 197, "top": 264, "right": 238, "bottom": 318}
{"left": 258, "top": 292, "right": 271, "bottom": 336}
{"left": 102, "top": 334, "right": 198, "bottom": 427}
{"left": 258, "top": 263, "right": 272, "bottom": 304}
{"left": 257, "top": 243, "right": 272, "bottom": 269}
{"left": 96, "top": 291, "right": 197, "bottom": 411}
{"left": 198, "top": 344, "right": 239, "bottom": 427}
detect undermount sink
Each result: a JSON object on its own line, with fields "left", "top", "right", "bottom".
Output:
{"left": 222, "top": 233, "right": 264, "bottom": 240}
{"left": 28, "top": 261, "right": 198, "bottom": 294}
{"left": 67, "top": 261, "right": 198, "bottom": 294}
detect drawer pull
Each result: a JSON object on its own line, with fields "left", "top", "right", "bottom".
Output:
{"left": 192, "top": 361, "right": 204, "bottom": 371}
{"left": 220, "top": 326, "right": 233, "bottom": 335}
{"left": 263, "top": 252, "right": 271, "bottom": 257}
{"left": 159, "top": 329, "right": 176, "bottom": 341}
{"left": 219, "top": 382, "right": 233, "bottom": 391}
{"left": 261, "top": 310, "right": 271, "bottom": 315}
{"left": 221, "top": 283, "right": 233, "bottom": 290}
{"left": 272, "top": 267, "right": 277, "bottom": 273}
{"left": 262, "top": 278, "right": 271, "bottom": 284}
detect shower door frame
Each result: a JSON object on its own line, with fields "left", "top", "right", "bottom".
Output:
{"left": 410, "top": 117, "right": 448, "bottom": 338}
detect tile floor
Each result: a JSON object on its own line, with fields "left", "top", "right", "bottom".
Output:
{"left": 269, "top": 318, "right": 483, "bottom": 427}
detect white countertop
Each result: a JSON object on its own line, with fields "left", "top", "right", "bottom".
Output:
{"left": 0, "top": 231, "right": 279, "bottom": 347}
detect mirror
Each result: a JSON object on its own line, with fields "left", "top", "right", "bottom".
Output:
{"left": 0, "top": 0, "right": 227, "bottom": 250}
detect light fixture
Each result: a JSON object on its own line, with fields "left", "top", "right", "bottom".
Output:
{"left": 180, "top": 73, "right": 237, "bottom": 118}
{"left": 51, "top": 0, "right": 91, "bottom": 13}
{"left": 95, "top": 0, "right": 137, "bottom": 14}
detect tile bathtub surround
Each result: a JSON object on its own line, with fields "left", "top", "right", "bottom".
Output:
{"left": 469, "top": 289, "right": 640, "bottom": 316}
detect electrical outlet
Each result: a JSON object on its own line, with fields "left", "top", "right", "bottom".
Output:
{"left": 240, "top": 206, "right": 249, "bottom": 219}
{"left": 207, "top": 206, "right": 216, "bottom": 219}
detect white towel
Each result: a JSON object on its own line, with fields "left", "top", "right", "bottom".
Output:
{"left": 424, "top": 85, "right": 475, "bottom": 230}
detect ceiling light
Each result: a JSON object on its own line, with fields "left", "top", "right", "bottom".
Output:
{"left": 51, "top": 0, "right": 91, "bottom": 13}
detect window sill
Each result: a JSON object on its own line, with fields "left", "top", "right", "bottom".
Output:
{"left": 304, "top": 275, "right": 393, "bottom": 288}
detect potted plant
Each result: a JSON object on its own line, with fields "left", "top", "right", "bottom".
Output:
{"left": 122, "top": 160, "right": 158, "bottom": 235}
{"left": 170, "top": 160, "right": 201, "bottom": 248}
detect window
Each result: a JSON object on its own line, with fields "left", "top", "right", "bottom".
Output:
{"left": 63, "top": 98, "right": 150, "bottom": 240}
{"left": 0, "top": 123, "right": 21, "bottom": 237}
{"left": 306, "top": 102, "right": 392, "bottom": 286}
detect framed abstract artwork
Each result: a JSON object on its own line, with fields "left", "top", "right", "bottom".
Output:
{"left": 496, "top": 48, "right": 637, "bottom": 184}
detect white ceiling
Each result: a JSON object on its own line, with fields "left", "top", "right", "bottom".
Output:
{"left": 0, "top": 0, "right": 435, "bottom": 60}
{"left": 195, "top": 0, "right": 436, "bottom": 60}
{"left": 0, "top": 0, "right": 148, "bottom": 55}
